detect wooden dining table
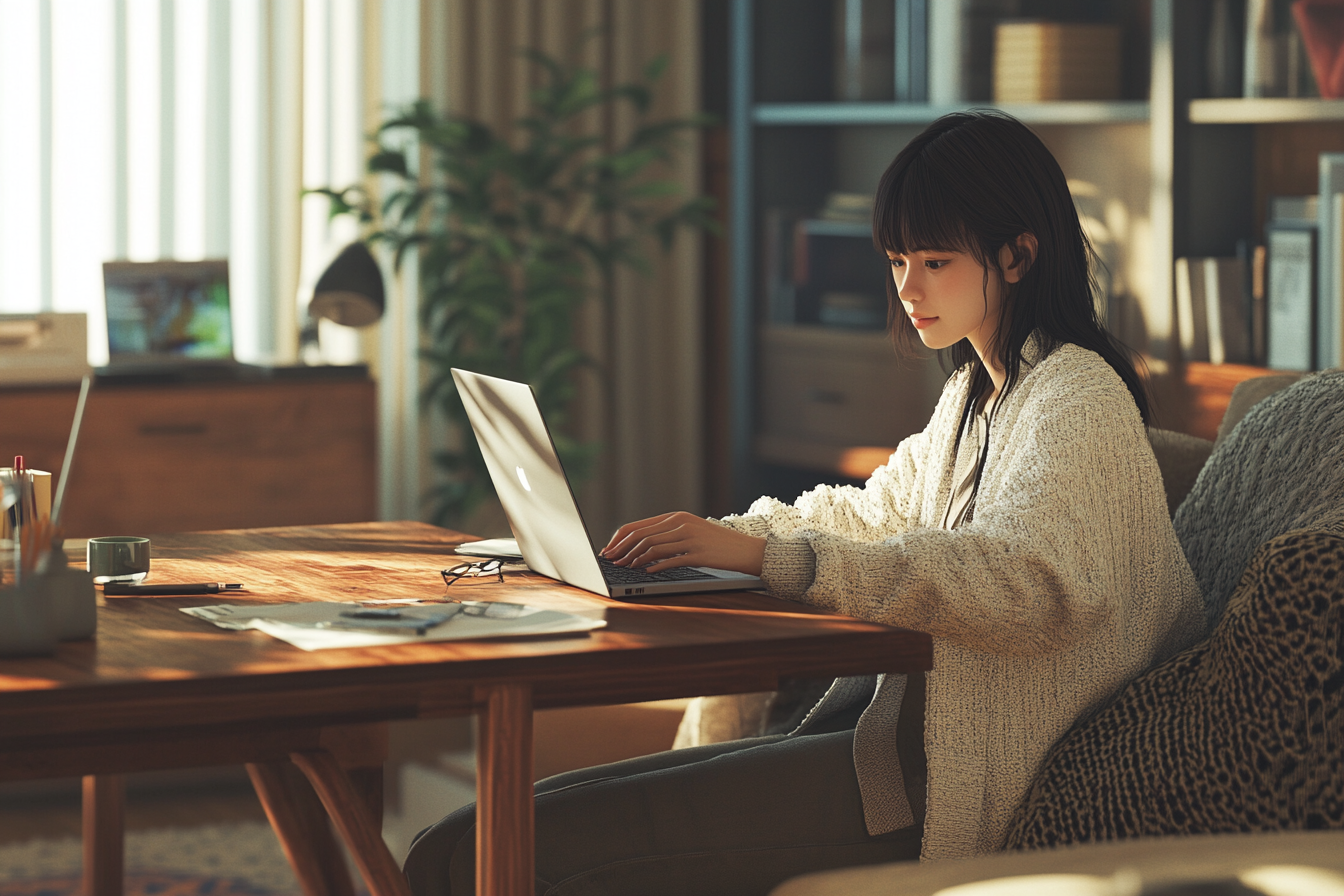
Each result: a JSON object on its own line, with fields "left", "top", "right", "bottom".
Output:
{"left": 0, "top": 521, "right": 932, "bottom": 896}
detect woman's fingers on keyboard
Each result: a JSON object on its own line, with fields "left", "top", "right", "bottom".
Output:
{"left": 604, "top": 512, "right": 698, "bottom": 564}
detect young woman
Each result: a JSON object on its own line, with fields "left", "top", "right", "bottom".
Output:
{"left": 405, "top": 111, "right": 1204, "bottom": 896}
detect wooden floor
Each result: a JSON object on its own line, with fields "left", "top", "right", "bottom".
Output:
{"left": 0, "top": 770, "right": 267, "bottom": 844}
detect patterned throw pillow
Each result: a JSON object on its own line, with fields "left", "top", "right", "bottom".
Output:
{"left": 1003, "top": 527, "right": 1344, "bottom": 849}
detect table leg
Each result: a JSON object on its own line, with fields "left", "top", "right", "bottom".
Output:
{"left": 476, "top": 682, "right": 534, "bottom": 896}
{"left": 289, "top": 750, "right": 410, "bottom": 896}
{"left": 246, "top": 762, "right": 357, "bottom": 896}
{"left": 81, "top": 774, "right": 124, "bottom": 896}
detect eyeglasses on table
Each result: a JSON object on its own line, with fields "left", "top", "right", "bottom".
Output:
{"left": 441, "top": 559, "right": 506, "bottom": 588}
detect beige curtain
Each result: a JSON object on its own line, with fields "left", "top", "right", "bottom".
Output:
{"left": 425, "top": 0, "right": 706, "bottom": 540}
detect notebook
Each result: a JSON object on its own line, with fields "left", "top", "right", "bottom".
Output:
{"left": 452, "top": 368, "right": 765, "bottom": 599}
{"left": 101, "top": 260, "right": 242, "bottom": 377}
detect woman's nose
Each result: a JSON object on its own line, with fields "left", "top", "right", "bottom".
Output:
{"left": 895, "top": 268, "right": 920, "bottom": 302}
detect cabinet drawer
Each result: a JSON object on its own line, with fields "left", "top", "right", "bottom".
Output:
{"left": 757, "top": 326, "right": 944, "bottom": 460}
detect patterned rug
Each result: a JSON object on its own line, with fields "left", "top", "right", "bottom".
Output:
{"left": 0, "top": 872, "right": 278, "bottom": 896}
{"left": 0, "top": 822, "right": 302, "bottom": 896}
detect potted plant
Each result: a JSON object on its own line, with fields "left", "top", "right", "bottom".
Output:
{"left": 317, "top": 45, "right": 715, "bottom": 526}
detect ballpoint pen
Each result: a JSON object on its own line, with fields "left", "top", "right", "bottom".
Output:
{"left": 102, "top": 582, "right": 245, "bottom": 595}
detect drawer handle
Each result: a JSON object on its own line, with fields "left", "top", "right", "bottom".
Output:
{"left": 139, "top": 423, "right": 209, "bottom": 436}
{"left": 806, "top": 389, "right": 847, "bottom": 406}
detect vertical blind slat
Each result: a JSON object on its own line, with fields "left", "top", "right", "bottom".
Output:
{"left": 38, "top": 0, "right": 54, "bottom": 312}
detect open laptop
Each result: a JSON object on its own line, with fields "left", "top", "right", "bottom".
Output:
{"left": 101, "top": 260, "right": 244, "bottom": 378}
{"left": 452, "top": 368, "right": 765, "bottom": 599}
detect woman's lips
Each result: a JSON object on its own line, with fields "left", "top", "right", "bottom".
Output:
{"left": 910, "top": 315, "right": 938, "bottom": 330}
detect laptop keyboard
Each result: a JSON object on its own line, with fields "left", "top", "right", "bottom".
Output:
{"left": 598, "top": 556, "right": 715, "bottom": 585}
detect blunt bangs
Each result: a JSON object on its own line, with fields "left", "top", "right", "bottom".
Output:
{"left": 873, "top": 144, "right": 979, "bottom": 264}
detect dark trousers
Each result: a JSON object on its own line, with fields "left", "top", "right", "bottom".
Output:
{"left": 402, "top": 728, "right": 922, "bottom": 896}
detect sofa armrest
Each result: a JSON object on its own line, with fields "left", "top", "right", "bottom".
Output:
{"left": 1148, "top": 428, "right": 1213, "bottom": 517}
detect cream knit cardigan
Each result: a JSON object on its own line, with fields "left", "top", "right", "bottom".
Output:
{"left": 719, "top": 340, "right": 1204, "bottom": 859}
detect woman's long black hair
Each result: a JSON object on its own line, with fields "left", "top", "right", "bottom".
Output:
{"left": 873, "top": 110, "right": 1151, "bottom": 424}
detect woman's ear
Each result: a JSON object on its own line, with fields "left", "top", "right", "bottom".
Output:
{"left": 1000, "top": 233, "right": 1038, "bottom": 284}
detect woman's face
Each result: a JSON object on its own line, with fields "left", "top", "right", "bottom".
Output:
{"left": 886, "top": 242, "right": 1021, "bottom": 356}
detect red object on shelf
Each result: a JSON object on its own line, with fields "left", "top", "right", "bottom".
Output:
{"left": 1294, "top": 0, "right": 1344, "bottom": 98}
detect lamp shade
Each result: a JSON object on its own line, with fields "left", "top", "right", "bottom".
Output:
{"left": 309, "top": 242, "right": 385, "bottom": 327}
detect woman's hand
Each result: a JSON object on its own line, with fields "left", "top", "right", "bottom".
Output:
{"left": 601, "top": 512, "right": 766, "bottom": 576}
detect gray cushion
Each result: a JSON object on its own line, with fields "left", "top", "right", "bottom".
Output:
{"left": 1174, "top": 369, "right": 1344, "bottom": 634}
{"left": 1147, "top": 428, "right": 1213, "bottom": 517}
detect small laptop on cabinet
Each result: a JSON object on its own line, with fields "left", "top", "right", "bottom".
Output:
{"left": 101, "top": 260, "right": 244, "bottom": 379}
{"left": 452, "top": 368, "right": 765, "bottom": 599}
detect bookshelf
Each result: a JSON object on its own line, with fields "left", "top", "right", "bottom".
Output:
{"left": 754, "top": 101, "right": 1150, "bottom": 126}
{"left": 721, "top": 0, "right": 1325, "bottom": 506}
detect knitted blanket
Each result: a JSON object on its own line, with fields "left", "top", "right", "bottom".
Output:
{"left": 1175, "top": 369, "right": 1344, "bottom": 633}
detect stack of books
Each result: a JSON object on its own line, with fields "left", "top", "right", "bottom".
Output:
{"left": 992, "top": 21, "right": 1121, "bottom": 103}
{"left": 1255, "top": 154, "right": 1344, "bottom": 372}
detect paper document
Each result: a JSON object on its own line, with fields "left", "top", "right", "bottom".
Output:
{"left": 181, "top": 599, "right": 605, "bottom": 651}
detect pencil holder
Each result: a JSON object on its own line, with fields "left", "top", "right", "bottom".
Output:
{"left": 0, "top": 542, "right": 96, "bottom": 655}
{"left": 44, "top": 543, "right": 97, "bottom": 640}
{"left": 0, "top": 578, "right": 58, "bottom": 657}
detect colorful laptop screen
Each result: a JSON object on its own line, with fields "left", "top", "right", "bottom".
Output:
{"left": 103, "top": 260, "right": 233, "bottom": 363}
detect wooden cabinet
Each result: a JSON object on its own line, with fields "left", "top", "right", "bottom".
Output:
{"left": 756, "top": 326, "right": 943, "bottom": 473}
{"left": 0, "top": 376, "right": 376, "bottom": 537}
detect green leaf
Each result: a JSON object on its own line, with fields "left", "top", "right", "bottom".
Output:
{"left": 643, "top": 54, "right": 668, "bottom": 83}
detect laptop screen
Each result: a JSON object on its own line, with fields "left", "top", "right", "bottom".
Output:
{"left": 102, "top": 260, "right": 234, "bottom": 364}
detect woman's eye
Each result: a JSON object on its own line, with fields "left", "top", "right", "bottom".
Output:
{"left": 889, "top": 258, "right": 905, "bottom": 269}
{"left": 925, "top": 259, "right": 948, "bottom": 270}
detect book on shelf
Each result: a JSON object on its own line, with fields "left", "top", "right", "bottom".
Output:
{"left": 992, "top": 21, "right": 1122, "bottom": 103}
{"left": 1266, "top": 202, "right": 1317, "bottom": 371}
{"left": 833, "top": 0, "right": 895, "bottom": 101}
{"left": 762, "top": 208, "right": 798, "bottom": 326}
{"left": 764, "top": 203, "right": 886, "bottom": 331}
{"left": 1205, "top": 0, "right": 1243, "bottom": 98}
{"left": 1244, "top": 0, "right": 1317, "bottom": 98}
{"left": 1205, "top": 257, "right": 1253, "bottom": 365}
{"left": 1317, "top": 154, "right": 1344, "bottom": 370}
{"left": 1175, "top": 256, "right": 1253, "bottom": 365}
{"left": 894, "top": 0, "right": 928, "bottom": 102}
{"left": 928, "top": 0, "right": 1019, "bottom": 103}
{"left": 1174, "top": 257, "right": 1210, "bottom": 363}
{"left": 1240, "top": 240, "right": 1269, "bottom": 366}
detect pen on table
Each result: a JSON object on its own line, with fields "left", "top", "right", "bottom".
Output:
{"left": 102, "top": 582, "right": 245, "bottom": 596}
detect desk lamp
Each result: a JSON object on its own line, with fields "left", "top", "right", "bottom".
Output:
{"left": 310, "top": 242, "right": 385, "bottom": 326}
{"left": 302, "top": 242, "right": 386, "bottom": 361}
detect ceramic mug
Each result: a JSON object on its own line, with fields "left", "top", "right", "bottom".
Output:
{"left": 87, "top": 536, "right": 151, "bottom": 584}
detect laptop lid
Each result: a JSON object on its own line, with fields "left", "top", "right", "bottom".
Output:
{"left": 102, "top": 260, "right": 235, "bottom": 366}
{"left": 451, "top": 368, "right": 611, "bottom": 596}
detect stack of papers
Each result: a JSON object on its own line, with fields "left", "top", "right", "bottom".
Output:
{"left": 182, "top": 600, "right": 605, "bottom": 651}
